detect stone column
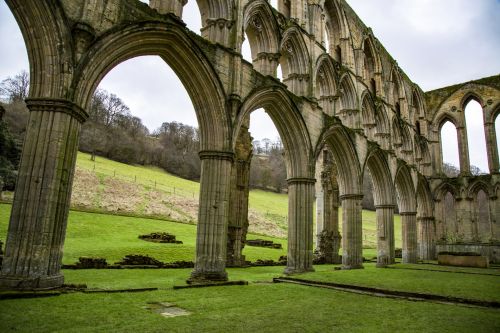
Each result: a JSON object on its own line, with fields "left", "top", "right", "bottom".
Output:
{"left": 417, "top": 217, "right": 436, "bottom": 260}
{"left": 375, "top": 205, "right": 395, "bottom": 267}
{"left": 189, "top": 151, "right": 233, "bottom": 283}
{"left": 0, "top": 98, "right": 88, "bottom": 290}
{"left": 456, "top": 126, "right": 471, "bottom": 175}
{"left": 285, "top": 178, "right": 315, "bottom": 274}
{"left": 316, "top": 171, "right": 341, "bottom": 264}
{"left": 401, "top": 212, "right": 418, "bottom": 263}
{"left": 341, "top": 194, "right": 364, "bottom": 269}
{"left": 484, "top": 122, "right": 499, "bottom": 174}
{"left": 226, "top": 120, "right": 252, "bottom": 267}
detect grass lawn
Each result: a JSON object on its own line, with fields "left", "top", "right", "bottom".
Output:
{"left": 0, "top": 267, "right": 499, "bottom": 333}
{"left": 0, "top": 203, "right": 287, "bottom": 265}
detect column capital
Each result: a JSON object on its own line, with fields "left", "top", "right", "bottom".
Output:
{"left": 340, "top": 194, "right": 363, "bottom": 201}
{"left": 287, "top": 177, "right": 316, "bottom": 185}
{"left": 198, "top": 150, "right": 234, "bottom": 162}
{"left": 26, "top": 98, "right": 88, "bottom": 123}
{"left": 400, "top": 212, "right": 417, "bottom": 216}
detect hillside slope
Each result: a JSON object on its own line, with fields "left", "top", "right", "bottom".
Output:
{"left": 70, "top": 152, "right": 401, "bottom": 248}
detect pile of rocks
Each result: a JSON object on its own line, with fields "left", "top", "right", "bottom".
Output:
{"left": 115, "top": 254, "right": 164, "bottom": 267}
{"left": 62, "top": 257, "right": 108, "bottom": 269}
{"left": 250, "top": 255, "right": 287, "bottom": 266}
{"left": 246, "top": 239, "right": 282, "bottom": 249}
{"left": 138, "top": 232, "right": 183, "bottom": 244}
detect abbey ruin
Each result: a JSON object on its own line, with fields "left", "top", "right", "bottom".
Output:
{"left": 0, "top": 0, "right": 499, "bottom": 289}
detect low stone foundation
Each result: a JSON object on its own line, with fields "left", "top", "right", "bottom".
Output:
{"left": 246, "top": 239, "right": 282, "bottom": 249}
{"left": 436, "top": 243, "right": 500, "bottom": 264}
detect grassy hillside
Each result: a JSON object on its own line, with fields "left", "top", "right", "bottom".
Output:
{"left": 0, "top": 152, "right": 402, "bottom": 257}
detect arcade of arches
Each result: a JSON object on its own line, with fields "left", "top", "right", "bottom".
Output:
{"left": 1, "top": 0, "right": 499, "bottom": 289}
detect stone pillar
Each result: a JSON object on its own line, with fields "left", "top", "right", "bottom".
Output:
{"left": 149, "top": 0, "right": 187, "bottom": 17}
{"left": 456, "top": 126, "right": 471, "bottom": 175}
{"left": 0, "top": 98, "right": 88, "bottom": 290}
{"left": 401, "top": 212, "right": 418, "bottom": 263}
{"left": 417, "top": 217, "right": 436, "bottom": 260}
{"left": 285, "top": 178, "right": 315, "bottom": 274}
{"left": 375, "top": 205, "right": 395, "bottom": 267}
{"left": 189, "top": 151, "right": 233, "bottom": 283}
{"left": 484, "top": 122, "right": 499, "bottom": 173}
{"left": 316, "top": 171, "right": 341, "bottom": 264}
{"left": 307, "top": 1, "right": 323, "bottom": 40}
{"left": 226, "top": 119, "right": 252, "bottom": 267}
{"left": 341, "top": 194, "right": 364, "bottom": 269}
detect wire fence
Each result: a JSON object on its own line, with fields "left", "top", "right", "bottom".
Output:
{"left": 86, "top": 163, "right": 198, "bottom": 199}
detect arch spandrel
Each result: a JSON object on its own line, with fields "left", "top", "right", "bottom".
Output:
{"left": 363, "top": 149, "right": 395, "bottom": 206}
{"left": 72, "top": 22, "right": 231, "bottom": 152}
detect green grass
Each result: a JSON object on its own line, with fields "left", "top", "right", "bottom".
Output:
{"left": 73, "top": 152, "right": 403, "bottom": 250}
{"left": 0, "top": 203, "right": 286, "bottom": 265}
{"left": 300, "top": 263, "right": 500, "bottom": 302}
{"left": 0, "top": 267, "right": 499, "bottom": 333}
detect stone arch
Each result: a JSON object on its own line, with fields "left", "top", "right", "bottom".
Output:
{"left": 434, "top": 181, "right": 459, "bottom": 241}
{"left": 236, "top": 86, "right": 313, "bottom": 179}
{"left": 395, "top": 163, "right": 418, "bottom": 263}
{"left": 237, "top": 86, "right": 315, "bottom": 274}
{"left": 389, "top": 66, "right": 407, "bottom": 120}
{"left": 243, "top": 0, "right": 280, "bottom": 76}
{"left": 324, "top": 0, "right": 351, "bottom": 65}
{"left": 412, "top": 87, "right": 425, "bottom": 134}
{"left": 364, "top": 149, "right": 395, "bottom": 206}
{"left": 395, "top": 164, "right": 416, "bottom": 213}
{"left": 320, "top": 124, "right": 363, "bottom": 269}
{"left": 361, "top": 91, "right": 376, "bottom": 140}
{"left": 361, "top": 35, "right": 382, "bottom": 96}
{"left": 364, "top": 149, "right": 396, "bottom": 266}
{"left": 280, "top": 27, "right": 311, "bottom": 96}
{"left": 320, "top": 125, "right": 362, "bottom": 196}
{"left": 197, "top": 0, "right": 233, "bottom": 46}
{"left": 315, "top": 55, "right": 338, "bottom": 116}
{"left": 72, "top": 22, "right": 230, "bottom": 152}
{"left": 338, "top": 73, "right": 359, "bottom": 128}
{"left": 461, "top": 92, "right": 485, "bottom": 110}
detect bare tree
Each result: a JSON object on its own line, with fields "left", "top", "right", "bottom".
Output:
{"left": 0, "top": 71, "right": 29, "bottom": 103}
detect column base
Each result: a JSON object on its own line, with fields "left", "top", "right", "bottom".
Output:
{"left": 187, "top": 270, "right": 228, "bottom": 284}
{"left": 283, "top": 266, "right": 315, "bottom": 275}
{"left": 0, "top": 273, "right": 64, "bottom": 290}
{"left": 341, "top": 264, "right": 364, "bottom": 270}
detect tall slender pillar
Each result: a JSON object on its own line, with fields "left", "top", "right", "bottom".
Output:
{"left": 484, "top": 122, "right": 500, "bottom": 173}
{"left": 0, "top": 98, "right": 87, "bottom": 290}
{"left": 456, "top": 126, "right": 471, "bottom": 175}
{"left": 375, "top": 205, "right": 395, "bottom": 267}
{"left": 226, "top": 120, "right": 252, "bottom": 267}
{"left": 285, "top": 178, "right": 315, "bottom": 274}
{"left": 417, "top": 217, "right": 436, "bottom": 260}
{"left": 401, "top": 212, "right": 418, "bottom": 263}
{"left": 189, "top": 151, "right": 233, "bottom": 283}
{"left": 341, "top": 194, "right": 364, "bottom": 269}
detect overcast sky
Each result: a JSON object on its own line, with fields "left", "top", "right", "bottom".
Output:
{"left": 1, "top": 0, "right": 499, "bottom": 171}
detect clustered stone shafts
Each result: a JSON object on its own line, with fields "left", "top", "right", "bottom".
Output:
{"left": 401, "top": 212, "right": 418, "bottom": 263}
{"left": 376, "top": 205, "right": 395, "bottom": 267}
{"left": 341, "top": 194, "right": 364, "bottom": 269}
{"left": 226, "top": 118, "right": 252, "bottom": 267}
{"left": 0, "top": 99, "right": 85, "bottom": 289}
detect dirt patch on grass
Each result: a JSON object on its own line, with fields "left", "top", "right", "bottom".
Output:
{"left": 71, "top": 167, "right": 100, "bottom": 207}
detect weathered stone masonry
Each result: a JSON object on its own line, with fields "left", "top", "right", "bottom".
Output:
{"left": 0, "top": 0, "right": 498, "bottom": 289}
